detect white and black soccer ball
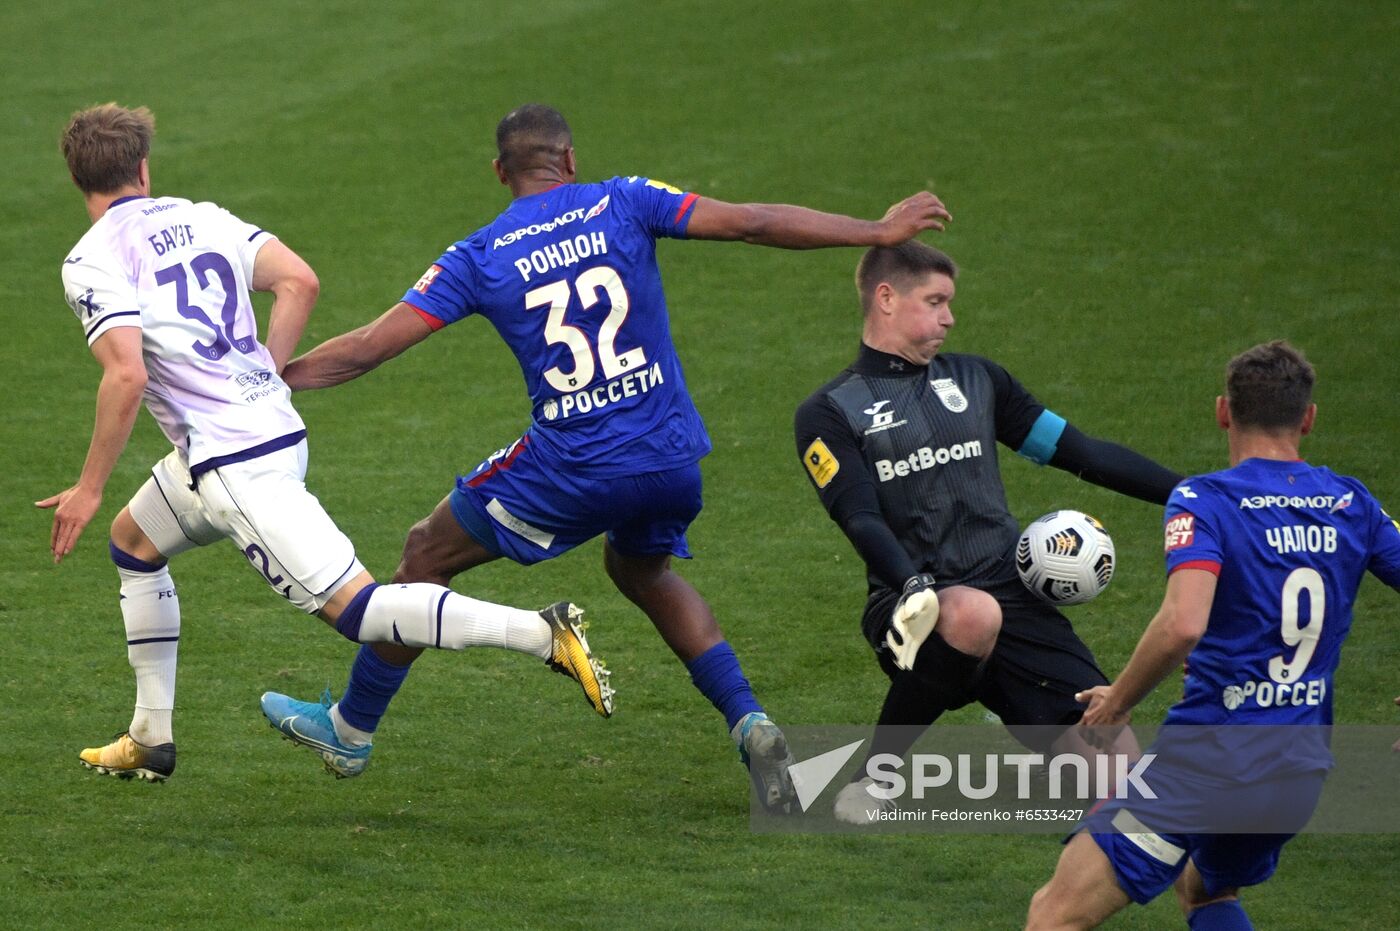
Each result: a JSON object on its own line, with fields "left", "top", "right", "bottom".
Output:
{"left": 1015, "top": 510, "right": 1115, "bottom": 606}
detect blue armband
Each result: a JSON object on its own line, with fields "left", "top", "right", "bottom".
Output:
{"left": 1017, "top": 409, "right": 1067, "bottom": 465}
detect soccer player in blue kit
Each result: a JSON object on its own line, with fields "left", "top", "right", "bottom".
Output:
{"left": 1027, "top": 341, "right": 1400, "bottom": 930}
{"left": 259, "top": 104, "right": 951, "bottom": 809}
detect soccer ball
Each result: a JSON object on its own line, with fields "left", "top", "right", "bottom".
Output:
{"left": 1015, "top": 510, "right": 1115, "bottom": 606}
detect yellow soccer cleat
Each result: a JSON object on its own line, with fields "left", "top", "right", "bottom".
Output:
{"left": 79, "top": 732, "right": 176, "bottom": 782}
{"left": 543, "top": 602, "right": 614, "bottom": 718}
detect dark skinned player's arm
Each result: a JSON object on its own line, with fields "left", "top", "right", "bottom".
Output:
{"left": 686, "top": 191, "right": 950, "bottom": 249}
{"left": 281, "top": 303, "right": 434, "bottom": 391}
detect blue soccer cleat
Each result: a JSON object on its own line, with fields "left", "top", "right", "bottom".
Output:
{"left": 732, "top": 711, "right": 798, "bottom": 814}
{"left": 260, "top": 688, "right": 372, "bottom": 778}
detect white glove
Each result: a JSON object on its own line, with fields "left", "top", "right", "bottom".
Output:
{"left": 887, "top": 574, "right": 940, "bottom": 671}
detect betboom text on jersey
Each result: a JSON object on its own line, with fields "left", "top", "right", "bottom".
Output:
{"left": 875, "top": 440, "right": 983, "bottom": 482}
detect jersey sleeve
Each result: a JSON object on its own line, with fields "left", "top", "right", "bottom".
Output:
{"left": 62, "top": 256, "right": 141, "bottom": 346}
{"left": 795, "top": 391, "right": 866, "bottom": 515}
{"left": 1368, "top": 500, "right": 1400, "bottom": 590}
{"left": 979, "top": 357, "right": 1057, "bottom": 459}
{"left": 1163, "top": 481, "right": 1224, "bottom": 576}
{"left": 400, "top": 248, "right": 477, "bottom": 330}
{"left": 197, "top": 203, "right": 277, "bottom": 281}
{"left": 614, "top": 176, "right": 699, "bottom": 240}
{"left": 794, "top": 390, "right": 919, "bottom": 588}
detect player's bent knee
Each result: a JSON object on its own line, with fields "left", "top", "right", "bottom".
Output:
{"left": 319, "top": 570, "right": 377, "bottom": 627}
{"left": 934, "top": 586, "right": 1001, "bottom": 655}
{"left": 395, "top": 519, "right": 443, "bottom": 583}
{"left": 1025, "top": 884, "right": 1055, "bottom": 930}
{"left": 400, "top": 517, "right": 433, "bottom": 559}
{"left": 604, "top": 546, "right": 668, "bottom": 601}
{"left": 110, "top": 507, "right": 166, "bottom": 565}
{"left": 1025, "top": 877, "right": 1086, "bottom": 931}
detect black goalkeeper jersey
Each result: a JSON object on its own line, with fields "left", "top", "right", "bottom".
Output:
{"left": 795, "top": 345, "right": 1049, "bottom": 594}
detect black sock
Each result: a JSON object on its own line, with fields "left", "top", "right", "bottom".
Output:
{"left": 857, "top": 638, "right": 984, "bottom": 780}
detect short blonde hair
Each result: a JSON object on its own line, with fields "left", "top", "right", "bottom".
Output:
{"left": 61, "top": 103, "right": 154, "bottom": 194}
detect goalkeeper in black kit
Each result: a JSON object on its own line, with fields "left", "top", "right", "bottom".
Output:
{"left": 793, "top": 241, "right": 1183, "bottom": 822}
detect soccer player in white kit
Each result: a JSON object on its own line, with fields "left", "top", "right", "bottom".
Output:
{"left": 43, "top": 104, "right": 612, "bottom": 782}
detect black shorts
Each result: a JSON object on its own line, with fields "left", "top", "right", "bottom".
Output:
{"left": 862, "top": 578, "right": 1108, "bottom": 740}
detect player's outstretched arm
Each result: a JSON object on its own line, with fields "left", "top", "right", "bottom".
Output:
{"left": 281, "top": 302, "right": 434, "bottom": 391}
{"left": 686, "top": 191, "right": 950, "bottom": 249}
{"left": 1048, "top": 424, "right": 1183, "bottom": 505}
{"left": 1078, "top": 568, "right": 1215, "bottom": 726}
{"left": 35, "top": 327, "right": 146, "bottom": 563}
{"left": 252, "top": 240, "right": 320, "bottom": 373}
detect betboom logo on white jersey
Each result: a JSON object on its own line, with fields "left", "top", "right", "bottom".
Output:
{"left": 874, "top": 440, "right": 983, "bottom": 482}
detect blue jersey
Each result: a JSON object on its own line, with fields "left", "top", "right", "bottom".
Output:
{"left": 1161, "top": 458, "right": 1400, "bottom": 729}
{"left": 402, "top": 176, "right": 710, "bottom": 477}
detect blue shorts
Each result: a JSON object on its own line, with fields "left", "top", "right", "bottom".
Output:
{"left": 448, "top": 435, "right": 703, "bottom": 566}
{"left": 1080, "top": 761, "right": 1324, "bottom": 905}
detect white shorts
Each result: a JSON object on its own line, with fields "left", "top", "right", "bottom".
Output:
{"left": 129, "top": 440, "right": 364, "bottom": 613}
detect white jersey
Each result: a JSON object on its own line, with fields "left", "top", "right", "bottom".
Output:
{"left": 61, "top": 196, "right": 305, "bottom": 473}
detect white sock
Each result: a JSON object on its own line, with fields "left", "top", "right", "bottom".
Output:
{"left": 329, "top": 703, "right": 374, "bottom": 748}
{"left": 357, "top": 584, "right": 552, "bottom": 658}
{"left": 116, "top": 563, "right": 180, "bottom": 745}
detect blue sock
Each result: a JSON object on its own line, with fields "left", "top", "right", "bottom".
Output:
{"left": 685, "top": 641, "right": 763, "bottom": 731}
{"left": 336, "top": 644, "right": 411, "bottom": 733}
{"left": 1188, "top": 900, "right": 1253, "bottom": 931}
{"left": 109, "top": 540, "right": 166, "bottom": 572}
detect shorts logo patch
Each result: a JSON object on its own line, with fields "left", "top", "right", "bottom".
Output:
{"left": 486, "top": 498, "right": 555, "bottom": 549}
{"left": 413, "top": 264, "right": 443, "bottom": 294}
{"left": 803, "top": 438, "right": 840, "bottom": 489}
{"left": 1164, "top": 513, "right": 1196, "bottom": 551}
{"left": 931, "top": 378, "right": 968, "bottom": 413}
{"left": 1110, "top": 809, "right": 1186, "bottom": 865}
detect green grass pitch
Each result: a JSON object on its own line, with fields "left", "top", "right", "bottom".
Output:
{"left": 2, "top": 1, "right": 1398, "bottom": 927}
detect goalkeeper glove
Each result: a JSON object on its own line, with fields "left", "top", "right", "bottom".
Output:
{"left": 887, "top": 573, "right": 940, "bottom": 671}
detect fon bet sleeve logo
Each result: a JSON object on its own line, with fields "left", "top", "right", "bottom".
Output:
{"left": 413, "top": 264, "right": 442, "bottom": 294}
{"left": 1164, "top": 513, "right": 1195, "bottom": 551}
